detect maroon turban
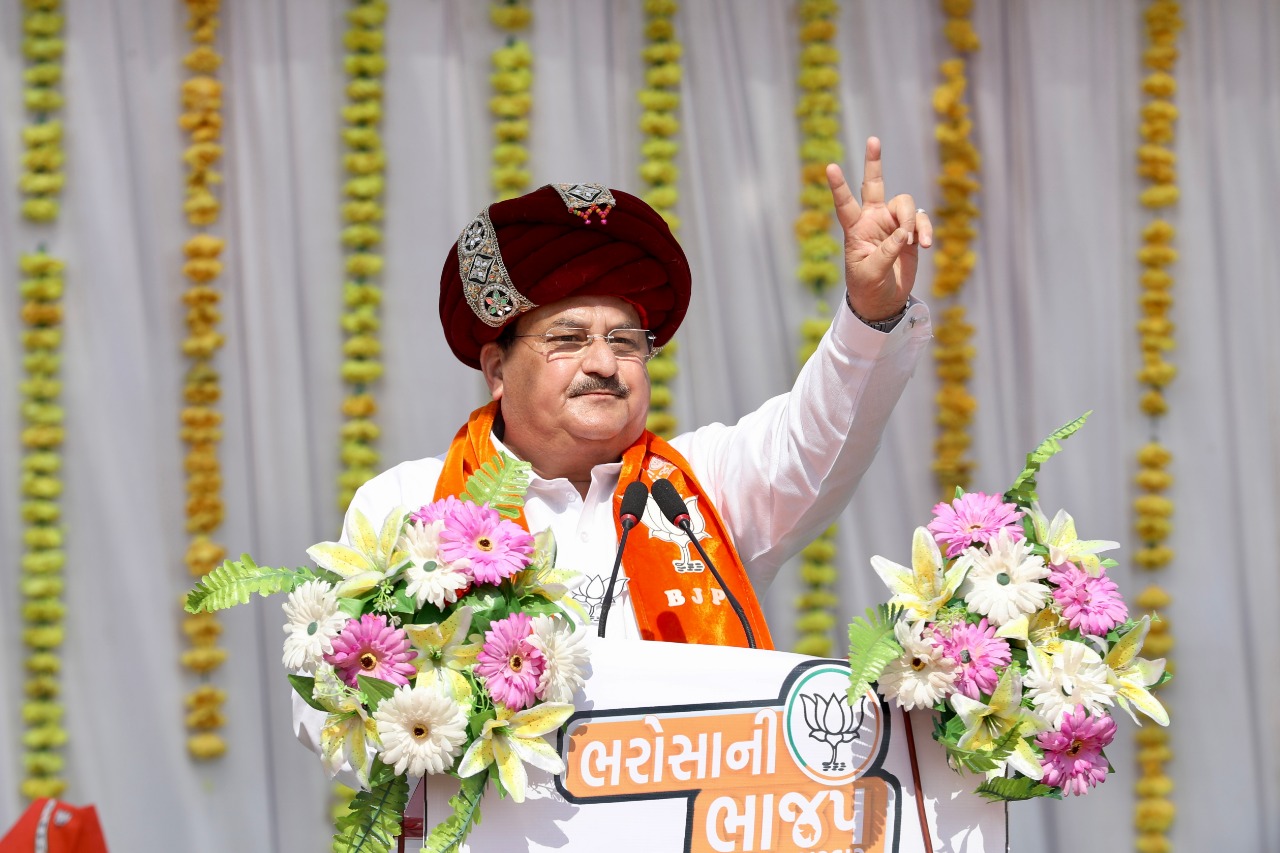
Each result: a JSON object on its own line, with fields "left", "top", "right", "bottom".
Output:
{"left": 440, "top": 183, "right": 691, "bottom": 369}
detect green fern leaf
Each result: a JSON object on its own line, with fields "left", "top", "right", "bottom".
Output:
{"left": 847, "top": 604, "right": 905, "bottom": 702}
{"left": 332, "top": 765, "right": 409, "bottom": 853}
{"left": 975, "top": 776, "right": 1061, "bottom": 801}
{"left": 421, "top": 772, "right": 487, "bottom": 853}
{"left": 184, "top": 556, "right": 318, "bottom": 613}
{"left": 461, "top": 453, "right": 532, "bottom": 519}
{"left": 1004, "top": 411, "right": 1091, "bottom": 506}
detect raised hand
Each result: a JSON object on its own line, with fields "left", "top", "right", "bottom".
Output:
{"left": 826, "top": 137, "right": 932, "bottom": 322}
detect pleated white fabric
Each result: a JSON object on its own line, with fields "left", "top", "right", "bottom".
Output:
{"left": 0, "top": 1, "right": 1276, "bottom": 851}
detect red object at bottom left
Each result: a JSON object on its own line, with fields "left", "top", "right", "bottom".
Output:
{"left": 0, "top": 799, "right": 109, "bottom": 853}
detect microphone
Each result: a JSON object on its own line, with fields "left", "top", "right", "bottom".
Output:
{"left": 650, "top": 478, "right": 756, "bottom": 649}
{"left": 598, "top": 480, "right": 650, "bottom": 638}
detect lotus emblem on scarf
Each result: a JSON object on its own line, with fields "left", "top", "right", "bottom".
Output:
{"left": 641, "top": 494, "right": 708, "bottom": 573}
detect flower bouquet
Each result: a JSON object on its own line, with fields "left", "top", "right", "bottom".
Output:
{"left": 184, "top": 454, "right": 590, "bottom": 852}
{"left": 847, "top": 413, "right": 1170, "bottom": 801}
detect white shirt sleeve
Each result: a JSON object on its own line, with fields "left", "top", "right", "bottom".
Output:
{"left": 669, "top": 299, "right": 931, "bottom": 590}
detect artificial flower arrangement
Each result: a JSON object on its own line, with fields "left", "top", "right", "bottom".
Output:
{"left": 847, "top": 413, "right": 1171, "bottom": 801}
{"left": 185, "top": 455, "right": 590, "bottom": 852}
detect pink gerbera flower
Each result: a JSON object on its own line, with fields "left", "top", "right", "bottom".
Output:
{"left": 325, "top": 614, "right": 418, "bottom": 687}
{"left": 475, "top": 613, "right": 545, "bottom": 710}
{"left": 1036, "top": 705, "right": 1116, "bottom": 796}
{"left": 1050, "top": 563, "right": 1128, "bottom": 636}
{"left": 928, "top": 492, "right": 1025, "bottom": 558}
{"left": 437, "top": 502, "right": 534, "bottom": 585}
{"left": 410, "top": 495, "right": 466, "bottom": 527}
{"left": 935, "top": 618, "right": 1012, "bottom": 699}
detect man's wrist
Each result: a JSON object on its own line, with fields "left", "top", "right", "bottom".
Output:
{"left": 845, "top": 291, "right": 909, "bottom": 332}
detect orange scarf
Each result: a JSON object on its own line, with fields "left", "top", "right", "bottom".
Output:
{"left": 434, "top": 402, "right": 774, "bottom": 650}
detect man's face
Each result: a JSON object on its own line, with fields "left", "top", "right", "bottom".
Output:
{"left": 479, "top": 296, "right": 652, "bottom": 461}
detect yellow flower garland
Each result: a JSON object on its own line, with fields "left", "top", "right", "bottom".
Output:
{"left": 19, "top": 0, "right": 65, "bottom": 223}
{"left": 791, "top": 0, "right": 844, "bottom": 658}
{"left": 1133, "top": 2, "right": 1181, "bottom": 848}
{"left": 639, "top": 0, "right": 682, "bottom": 440}
{"left": 931, "top": 0, "right": 982, "bottom": 496}
{"left": 490, "top": 2, "right": 533, "bottom": 202}
{"left": 18, "top": 0, "right": 68, "bottom": 802}
{"left": 176, "top": 0, "right": 229, "bottom": 763}
{"left": 19, "top": 252, "right": 68, "bottom": 801}
{"left": 332, "top": 0, "right": 390, "bottom": 823}
{"left": 337, "top": 0, "right": 389, "bottom": 513}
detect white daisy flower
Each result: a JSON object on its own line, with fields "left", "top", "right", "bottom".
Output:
{"left": 1023, "top": 639, "right": 1117, "bottom": 727}
{"left": 400, "top": 519, "right": 471, "bottom": 609}
{"left": 878, "top": 621, "right": 957, "bottom": 710}
{"left": 282, "top": 580, "right": 346, "bottom": 673}
{"left": 373, "top": 682, "right": 469, "bottom": 777}
{"left": 959, "top": 529, "right": 1050, "bottom": 626}
{"left": 529, "top": 614, "right": 590, "bottom": 703}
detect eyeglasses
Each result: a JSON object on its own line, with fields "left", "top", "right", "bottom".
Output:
{"left": 513, "top": 327, "right": 659, "bottom": 361}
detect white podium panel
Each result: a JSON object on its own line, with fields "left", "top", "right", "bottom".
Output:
{"left": 409, "top": 637, "right": 1004, "bottom": 852}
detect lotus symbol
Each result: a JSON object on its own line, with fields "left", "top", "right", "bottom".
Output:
{"left": 572, "top": 574, "right": 628, "bottom": 621}
{"left": 799, "top": 692, "right": 866, "bottom": 772}
{"left": 641, "top": 494, "right": 708, "bottom": 572}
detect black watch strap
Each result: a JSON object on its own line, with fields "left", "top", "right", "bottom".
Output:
{"left": 846, "top": 292, "right": 909, "bottom": 332}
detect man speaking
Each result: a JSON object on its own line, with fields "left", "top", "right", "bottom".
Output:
{"left": 338, "top": 138, "right": 932, "bottom": 650}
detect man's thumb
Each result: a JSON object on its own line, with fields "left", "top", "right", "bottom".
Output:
{"left": 858, "top": 228, "right": 907, "bottom": 282}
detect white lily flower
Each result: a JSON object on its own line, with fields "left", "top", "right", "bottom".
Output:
{"left": 307, "top": 506, "right": 410, "bottom": 598}
{"left": 950, "top": 666, "right": 1048, "bottom": 780}
{"left": 1104, "top": 616, "right": 1169, "bottom": 726}
{"left": 1026, "top": 502, "right": 1119, "bottom": 576}
{"left": 403, "top": 606, "right": 480, "bottom": 705}
{"left": 871, "top": 527, "right": 971, "bottom": 623}
{"left": 312, "top": 664, "right": 378, "bottom": 789}
{"left": 456, "top": 702, "right": 574, "bottom": 803}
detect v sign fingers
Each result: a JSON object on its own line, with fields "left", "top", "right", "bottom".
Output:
{"left": 829, "top": 136, "right": 932, "bottom": 321}
{"left": 826, "top": 163, "right": 863, "bottom": 233}
{"left": 860, "top": 136, "right": 885, "bottom": 208}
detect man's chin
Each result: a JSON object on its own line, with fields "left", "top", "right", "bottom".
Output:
{"left": 563, "top": 407, "right": 646, "bottom": 446}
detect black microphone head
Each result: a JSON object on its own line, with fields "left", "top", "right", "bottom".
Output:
{"left": 619, "top": 480, "right": 650, "bottom": 525}
{"left": 650, "top": 478, "right": 690, "bottom": 526}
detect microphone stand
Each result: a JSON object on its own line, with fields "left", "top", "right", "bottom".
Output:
{"left": 597, "top": 517, "right": 636, "bottom": 638}
{"left": 674, "top": 517, "right": 756, "bottom": 649}
{"left": 598, "top": 480, "right": 649, "bottom": 638}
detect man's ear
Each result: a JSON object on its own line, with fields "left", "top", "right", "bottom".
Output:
{"left": 478, "top": 342, "right": 505, "bottom": 401}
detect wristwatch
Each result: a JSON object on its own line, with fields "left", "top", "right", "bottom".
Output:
{"left": 846, "top": 292, "right": 910, "bottom": 332}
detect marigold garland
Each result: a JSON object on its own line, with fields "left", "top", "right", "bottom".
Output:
{"left": 18, "top": 0, "right": 69, "bottom": 803}
{"left": 490, "top": 1, "right": 533, "bottom": 202}
{"left": 638, "top": 0, "right": 682, "bottom": 440}
{"left": 791, "top": 0, "right": 844, "bottom": 658}
{"left": 18, "top": 251, "right": 68, "bottom": 801}
{"left": 19, "top": 3, "right": 65, "bottom": 224}
{"left": 336, "top": 0, "right": 389, "bottom": 514}
{"left": 1132, "top": 2, "right": 1181, "bottom": 848}
{"left": 930, "top": 0, "right": 982, "bottom": 496}
{"left": 175, "top": 0, "right": 230, "bottom": 763}
{"left": 330, "top": 0, "right": 391, "bottom": 823}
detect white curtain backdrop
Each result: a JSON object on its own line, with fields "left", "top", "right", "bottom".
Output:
{"left": 1, "top": 1, "right": 1276, "bottom": 851}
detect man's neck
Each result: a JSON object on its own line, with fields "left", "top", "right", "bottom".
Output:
{"left": 496, "top": 423, "right": 630, "bottom": 499}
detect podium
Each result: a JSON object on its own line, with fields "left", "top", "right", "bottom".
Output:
{"left": 403, "top": 636, "right": 1004, "bottom": 852}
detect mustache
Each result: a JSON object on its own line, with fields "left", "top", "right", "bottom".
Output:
{"left": 568, "top": 375, "right": 630, "bottom": 398}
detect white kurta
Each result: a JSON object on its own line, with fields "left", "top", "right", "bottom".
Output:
{"left": 293, "top": 300, "right": 931, "bottom": 766}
